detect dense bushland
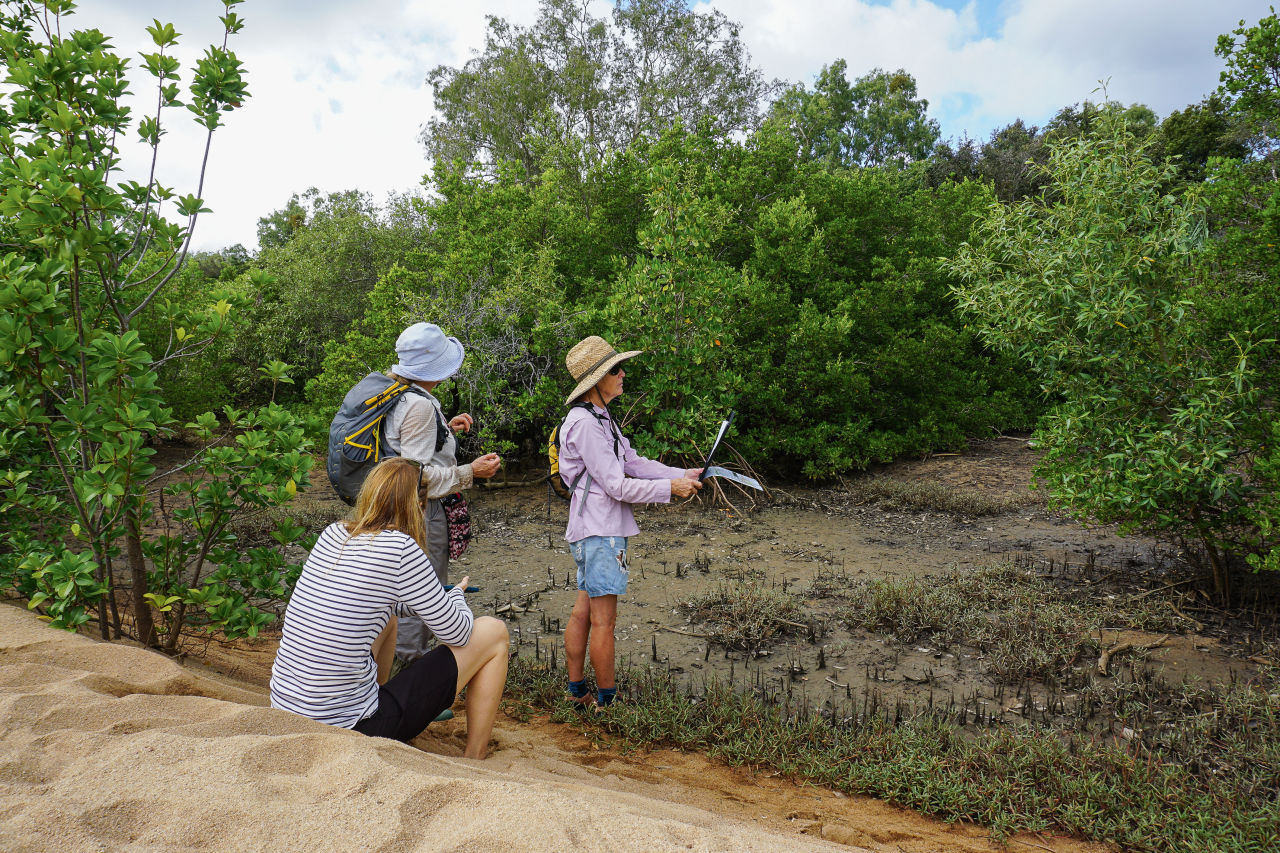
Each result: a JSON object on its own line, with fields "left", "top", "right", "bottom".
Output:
{"left": 950, "top": 20, "right": 1280, "bottom": 594}
{"left": 253, "top": 122, "right": 1043, "bottom": 476}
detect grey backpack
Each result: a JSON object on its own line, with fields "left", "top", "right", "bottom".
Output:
{"left": 326, "top": 372, "right": 445, "bottom": 505}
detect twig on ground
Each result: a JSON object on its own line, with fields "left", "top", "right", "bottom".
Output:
{"left": 661, "top": 625, "right": 714, "bottom": 638}
{"left": 1169, "top": 601, "right": 1205, "bottom": 631}
{"left": 1127, "top": 579, "right": 1195, "bottom": 602}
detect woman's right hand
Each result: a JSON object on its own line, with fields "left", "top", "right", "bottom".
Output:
{"left": 471, "top": 453, "right": 502, "bottom": 479}
{"left": 670, "top": 477, "right": 703, "bottom": 498}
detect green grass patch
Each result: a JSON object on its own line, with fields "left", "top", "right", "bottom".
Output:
{"left": 505, "top": 654, "right": 1280, "bottom": 852}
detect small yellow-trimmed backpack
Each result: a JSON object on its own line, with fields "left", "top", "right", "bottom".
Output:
{"left": 547, "top": 402, "right": 619, "bottom": 501}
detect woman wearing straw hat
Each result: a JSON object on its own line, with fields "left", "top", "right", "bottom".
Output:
{"left": 558, "top": 336, "right": 703, "bottom": 710}
{"left": 384, "top": 322, "right": 502, "bottom": 666}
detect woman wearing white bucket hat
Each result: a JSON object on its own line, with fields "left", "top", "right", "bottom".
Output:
{"left": 557, "top": 336, "right": 702, "bottom": 711}
{"left": 383, "top": 322, "right": 502, "bottom": 666}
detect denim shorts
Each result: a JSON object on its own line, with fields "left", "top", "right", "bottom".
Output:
{"left": 571, "top": 535, "right": 629, "bottom": 597}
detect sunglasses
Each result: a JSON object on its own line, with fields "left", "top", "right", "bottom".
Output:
{"left": 608, "top": 364, "right": 624, "bottom": 375}
{"left": 403, "top": 458, "right": 425, "bottom": 493}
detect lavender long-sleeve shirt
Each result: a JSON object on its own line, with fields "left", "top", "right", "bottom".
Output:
{"left": 559, "top": 404, "right": 686, "bottom": 543}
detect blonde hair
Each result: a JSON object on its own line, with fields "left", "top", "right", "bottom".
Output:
{"left": 344, "top": 457, "right": 428, "bottom": 551}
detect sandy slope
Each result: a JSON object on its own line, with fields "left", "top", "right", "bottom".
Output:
{"left": 0, "top": 604, "right": 855, "bottom": 853}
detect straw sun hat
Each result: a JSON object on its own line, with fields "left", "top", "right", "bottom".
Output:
{"left": 564, "top": 336, "right": 642, "bottom": 406}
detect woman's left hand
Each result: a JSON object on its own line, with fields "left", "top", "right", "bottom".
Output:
{"left": 685, "top": 468, "right": 704, "bottom": 479}
{"left": 449, "top": 413, "right": 474, "bottom": 434}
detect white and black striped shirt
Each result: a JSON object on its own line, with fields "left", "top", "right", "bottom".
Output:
{"left": 269, "top": 523, "right": 474, "bottom": 728}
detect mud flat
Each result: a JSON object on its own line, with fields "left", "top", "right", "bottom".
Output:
{"left": 451, "top": 439, "right": 1267, "bottom": 729}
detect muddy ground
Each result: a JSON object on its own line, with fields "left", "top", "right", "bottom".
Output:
{"left": 187, "top": 436, "right": 1276, "bottom": 852}
{"left": 449, "top": 439, "right": 1268, "bottom": 718}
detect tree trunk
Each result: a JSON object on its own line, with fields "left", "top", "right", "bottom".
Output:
{"left": 1193, "top": 508, "right": 1231, "bottom": 605}
{"left": 104, "top": 554, "right": 123, "bottom": 640}
{"left": 96, "top": 594, "right": 110, "bottom": 640}
{"left": 1206, "top": 541, "right": 1231, "bottom": 606}
{"left": 125, "top": 525, "right": 154, "bottom": 647}
{"left": 163, "top": 601, "right": 187, "bottom": 653}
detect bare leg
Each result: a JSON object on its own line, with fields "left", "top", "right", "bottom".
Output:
{"left": 447, "top": 616, "right": 510, "bottom": 759}
{"left": 587, "top": 594, "right": 618, "bottom": 690}
{"left": 564, "top": 590, "right": 591, "bottom": 683}
{"left": 372, "top": 615, "right": 397, "bottom": 685}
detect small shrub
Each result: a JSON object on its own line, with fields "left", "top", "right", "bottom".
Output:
{"left": 226, "top": 500, "right": 346, "bottom": 547}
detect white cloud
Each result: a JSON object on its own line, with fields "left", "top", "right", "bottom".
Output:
{"left": 711, "top": 0, "right": 1267, "bottom": 143}
{"left": 87, "top": 0, "right": 543, "bottom": 251}
{"left": 70, "top": 1, "right": 1274, "bottom": 251}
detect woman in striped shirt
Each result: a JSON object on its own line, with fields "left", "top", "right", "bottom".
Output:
{"left": 270, "top": 458, "right": 509, "bottom": 759}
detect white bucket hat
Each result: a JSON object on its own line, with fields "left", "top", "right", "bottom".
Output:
{"left": 391, "top": 322, "right": 465, "bottom": 382}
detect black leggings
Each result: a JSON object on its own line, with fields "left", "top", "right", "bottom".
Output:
{"left": 353, "top": 644, "right": 458, "bottom": 741}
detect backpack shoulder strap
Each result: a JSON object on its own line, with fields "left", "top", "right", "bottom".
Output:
{"left": 431, "top": 402, "right": 449, "bottom": 453}
{"left": 394, "top": 384, "right": 449, "bottom": 454}
{"left": 564, "top": 401, "right": 620, "bottom": 459}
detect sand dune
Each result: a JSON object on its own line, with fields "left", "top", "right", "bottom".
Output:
{"left": 0, "top": 604, "right": 854, "bottom": 852}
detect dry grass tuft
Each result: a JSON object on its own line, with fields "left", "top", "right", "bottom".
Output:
{"left": 851, "top": 477, "right": 1039, "bottom": 516}
{"left": 681, "top": 581, "right": 807, "bottom": 650}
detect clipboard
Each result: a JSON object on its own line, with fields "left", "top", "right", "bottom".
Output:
{"left": 698, "top": 411, "right": 736, "bottom": 481}
{"left": 698, "top": 411, "right": 763, "bottom": 491}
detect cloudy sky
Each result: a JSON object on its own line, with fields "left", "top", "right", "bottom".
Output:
{"left": 89, "top": 0, "right": 1270, "bottom": 250}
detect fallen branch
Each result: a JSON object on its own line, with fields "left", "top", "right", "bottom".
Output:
{"left": 1097, "top": 634, "right": 1169, "bottom": 676}
{"left": 1169, "top": 601, "right": 1205, "bottom": 632}
{"left": 494, "top": 585, "right": 552, "bottom": 616}
{"left": 475, "top": 477, "right": 548, "bottom": 489}
{"left": 771, "top": 616, "right": 810, "bottom": 631}
{"left": 824, "top": 676, "right": 845, "bottom": 688}
{"left": 1127, "top": 579, "right": 1196, "bottom": 602}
